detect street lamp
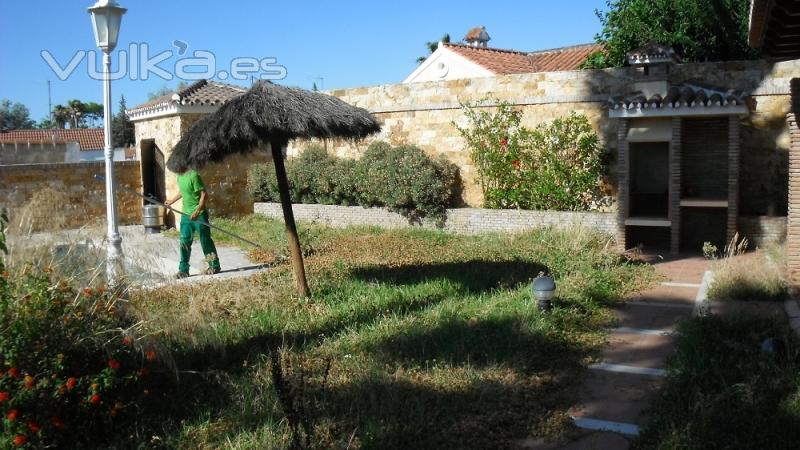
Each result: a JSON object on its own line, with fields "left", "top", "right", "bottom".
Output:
{"left": 88, "top": 0, "right": 126, "bottom": 285}
{"left": 531, "top": 275, "right": 556, "bottom": 312}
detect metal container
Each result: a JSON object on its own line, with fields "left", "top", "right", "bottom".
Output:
{"left": 142, "top": 204, "right": 165, "bottom": 233}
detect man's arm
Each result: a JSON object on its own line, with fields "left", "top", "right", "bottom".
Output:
{"left": 164, "top": 192, "right": 182, "bottom": 207}
{"left": 191, "top": 190, "right": 208, "bottom": 220}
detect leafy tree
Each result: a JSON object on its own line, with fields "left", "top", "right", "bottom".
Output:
{"left": 0, "top": 99, "right": 34, "bottom": 131}
{"left": 147, "top": 81, "right": 189, "bottom": 100}
{"left": 416, "top": 33, "right": 451, "bottom": 64}
{"left": 112, "top": 95, "right": 135, "bottom": 148}
{"left": 582, "top": 0, "right": 758, "bottom": 68}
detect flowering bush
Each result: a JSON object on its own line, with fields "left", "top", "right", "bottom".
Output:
{"left": 0, "top": 220, "right": 161, "bottom": 448}
{"left": 247, "top": 143, "right": 459, "bottom": 223}
{"left": 455, "top": 101, "right": 607, "bottom": 211}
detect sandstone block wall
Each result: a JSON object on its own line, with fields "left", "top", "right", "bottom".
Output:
{"left": 0, "top": 161, "right": 141, "bottom": 230}
{"left": 254, "top": 202, "right": 617, "bottom": 236}
{"left": 738, "top": 216, "right": 787, "bottom": 248}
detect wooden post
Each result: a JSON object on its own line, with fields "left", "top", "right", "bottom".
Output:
{"left": 271, "top": 139, "right": 310, "bottom": 297}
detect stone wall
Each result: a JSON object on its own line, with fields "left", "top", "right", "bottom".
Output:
{"left": 134, "top": 113, "right": 271, "bottom": 222}
{"left": 0, "top": 161, "right": 141, "bottom": 230}
{"left": 254, "top": 202, "right": 616, "bottom": 235}
{"left": 293, "top": 59, "right": 800, "bottom": 211}
{"left": 738, "top": 216, "right": 787, "bottom": 248}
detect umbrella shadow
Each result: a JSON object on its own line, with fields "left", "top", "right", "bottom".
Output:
{"left": 350, "top": 259, "right": 548, "bottom": 295}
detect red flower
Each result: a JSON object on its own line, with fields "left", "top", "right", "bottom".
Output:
{"left": 121, "top": 335, "right": 133, "bottom": 346}
{"left": 7, "top": 368, "right": 20, "bottom": 379}
{"left": 500, "top": 138, "right": 508, "bottom": 147}
{"left": 108, "top": 359, "right": 121, "bottom": 370}
{"left": 83, "top": 287, "right": 93, "bottom": 296}
{"left": 26, "top": 420, "right": 39, "bottom": 433}
{"left": 90, "top": 394, "right": 101, "bottom": 405}
{"left": 145, "top": 350, "right": 156, "bottom": 362}
{"left": 23, "top": 375, "right": 34, "bottom": 389}
{"left": 137, "top": 367, "right": 149, "bottom": 377}
{"left": 7, "top": 409, "right": 19, "bottom": 421}
{"left": 50, "top": 416, "right": 65, "bottom": 429}
{"left": 65, "top": 377, "right": 77, "bottom": 390}
{"left": 512, "top": 159, "right": 521, "bottom": 169}
{"left": 12, "top": 435, "right": 26, "bottom": 447}
{"left": 0, "top": 392, "right": 9, "bottom": 402}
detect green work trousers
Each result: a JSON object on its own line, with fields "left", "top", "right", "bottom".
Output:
{"left": 179, "top": 210, "right": 221, "bottom": 273}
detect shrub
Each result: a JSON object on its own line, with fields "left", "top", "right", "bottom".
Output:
{"left": 0, "top": 222, "right": 163, "bottom": 448}
{"left": 247, "top": 142, "right": 459, "bottom": 223}
{"left": 455, "top": 101, "right": 606, "bottom": 211}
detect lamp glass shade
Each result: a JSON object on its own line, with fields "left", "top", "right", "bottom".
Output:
{"left": 531, "top": 276, "right": 556, "bottom": 301}
{"left": 88, "top": 1, "right": 126, "bottom": 52}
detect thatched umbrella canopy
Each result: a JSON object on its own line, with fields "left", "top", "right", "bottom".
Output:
{"left": 167, "top": 81, "right": 381, "bottom": 296}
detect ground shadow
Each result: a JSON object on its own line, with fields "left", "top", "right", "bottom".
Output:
{"left": 351, "top": 259, "right": 547, "bottom": 294}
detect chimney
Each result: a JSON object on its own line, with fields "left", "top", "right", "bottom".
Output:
{"left": 464, "top": 26, "right": 490, "bottom": 48}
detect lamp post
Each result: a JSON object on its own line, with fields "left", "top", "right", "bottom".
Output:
{"left": 88, "top": 0, "right": 126, "bottom": 285}
{"left": 531, "top": 275, "right": 556, "bottom": 312}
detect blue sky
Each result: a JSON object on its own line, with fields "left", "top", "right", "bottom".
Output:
{"left": 0, "top": 0, "right": 607, "bottom": 122}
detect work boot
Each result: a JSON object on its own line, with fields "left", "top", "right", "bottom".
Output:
{"left": 205, "top": 267, "right": 221, "bottom": 275}
{"left": 175, "top": 271, "right": 189, "bottom": 279}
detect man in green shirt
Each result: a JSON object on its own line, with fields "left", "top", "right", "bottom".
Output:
{"left": 165, "top": 169, "right": 221, "bottom": 278}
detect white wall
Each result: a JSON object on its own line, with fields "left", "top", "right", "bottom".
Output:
{"left": 403, "top": 46, "right": 494, "bottom": 83}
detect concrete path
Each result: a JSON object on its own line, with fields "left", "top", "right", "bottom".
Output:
{"left": 16, "top": 225, "right": 268, "bottom": 287}
{"left": 564, "top": 255, "right": 709, "bottom": 449}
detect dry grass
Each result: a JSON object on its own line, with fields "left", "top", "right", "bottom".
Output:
{"left": 707, "top": 234, "right": 789, "bottom": 302}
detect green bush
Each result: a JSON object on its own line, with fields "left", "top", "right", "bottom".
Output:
{"left": 247, "top": 142, "right": 459, "bottom": 223}
{"left": 455, "top": 101, "right": 607, "bottom": 211}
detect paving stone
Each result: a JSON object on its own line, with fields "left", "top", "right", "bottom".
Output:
{"left": 785, "top": 299, "right": 800, "bottom": 318}
{"left": 516, "top": 432, "right": 630, "bottom": 450}
{"left": 570, "top": 371, "right": 661, "bottom": 425}
{"left": 612, "top": 302, "right": 692, "bottom": 331}
{"left": 600, "top": 331, "right": 675, "bottom": 369}
{"left": 707, "top": 300, "right": 787, "bottom": 319}
{"left": 628, "top": 285, "right": 699, "bottom": 306}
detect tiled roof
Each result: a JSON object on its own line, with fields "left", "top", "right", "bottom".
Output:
{"left": 626, "top": 43, "right": 680, "bottom": 65}
{"left": 127, "top": 79, "right": 247, "bottom": 115}
{"left": 443, "top": 42, "right": 601, "bottom": 75}
{"left": 0, "top": 128, "right": 105, "bottom": 151}
{"left": 609, "top": 84, "right": 745, "bottom": 111}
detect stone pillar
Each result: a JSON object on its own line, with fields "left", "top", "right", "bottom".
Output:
{"left": 669, "top": 117, "right": 682, "bottom": 255}
{"left": 616, "top": 119, "right": 629, "bottom": 252}
{"left": 727, "top": 116, "right": 740, "bottom": 243}
{"left": 787, "top": 111, "right": 800, "bottom": 286}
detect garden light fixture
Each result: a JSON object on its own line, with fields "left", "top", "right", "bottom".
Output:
{"left": 88, "top": 0, "right": 126, "bottom": 52}
{"left": 531, "top": 275, "right": 556, "bottom": 312}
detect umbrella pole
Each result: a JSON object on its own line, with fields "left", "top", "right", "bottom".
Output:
{"left": 271, "top": 140, "right": 310, "bottom": 297}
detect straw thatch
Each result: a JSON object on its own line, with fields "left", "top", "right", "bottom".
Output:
{"left": 167, "top": 81, "right": 380, "bottom": 172}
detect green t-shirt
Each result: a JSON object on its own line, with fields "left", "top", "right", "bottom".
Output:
{"left": 177, "top": 170, "right": 206, "bottom": 215}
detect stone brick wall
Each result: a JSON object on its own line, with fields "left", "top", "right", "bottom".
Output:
{"left": 682, "top": 118, "right": 729, "bottom": 198}
{"left": 0, "top": 161, "right": 141, "bottom": 230}
{"left": 292, "top": 59, "right": 799, "bottom": 210}
{"left": 738, "top": 216, "right": 787, "bottom": 248}
{"left": 254, "top": 202, "right": 616, "bottom": 235}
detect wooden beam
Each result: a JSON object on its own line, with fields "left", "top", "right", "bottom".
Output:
{"left": 271, "top": 138, "right": 310, "bottom": 297}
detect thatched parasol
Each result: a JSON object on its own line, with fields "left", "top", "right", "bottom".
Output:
{"left": 168, "top": 81, "right": 380, "bottom": 296}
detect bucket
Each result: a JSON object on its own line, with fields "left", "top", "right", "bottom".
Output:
{"left": 142, "top": 204, "right": 165, "bottom": 233}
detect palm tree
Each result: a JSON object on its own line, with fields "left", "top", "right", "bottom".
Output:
{"left": 417, "top": 33, "right": 450, "bottom": 64}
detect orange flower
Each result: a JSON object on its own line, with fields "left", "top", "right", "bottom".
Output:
{"left": 7, "top": 409, "right": 19, "bottom": 421}
{"left": 500, "top": 138, "right": 508, "bottom": 147}
{"left": 90, "top": 394, "right": 101, "bottom": 405}
{"left": 90, "top": 383, "right": 99, "bottom": 392}
{"left": 12, "top": 435, "right": 26, "bottom": 447}
{"left": 26, "top": 420, "right": 40, "bottom": 433}
{"left": 50, "top": 416, "right": 65, "bottom": 429}
{"left": 145, "top": 350, "right": 156, "bottom": 362}
{"left": 121, "top": 335, "right": 133, "bottom": 346}
{"left": 0, "top": 392, "right": 9, "bottom": 402}
{"left": 65, "top": 377, "right": 77, "bottom": 390}
{"left": 7, "top": 368, "right": 20, "bottom": 379}
{"left": 108, "top": 359, "right": 121, "bottom": 370}
{"left": 97, "top": 285, "right": 106, "bottom": 295}
{"left": 511, "top": 159, "right": 521, "bottom": 169}
{"left": 23, "top": 375, "right": 34, "bottom": 389}
{"left": 83, "top": 287, "right": 93, "bottom": 296}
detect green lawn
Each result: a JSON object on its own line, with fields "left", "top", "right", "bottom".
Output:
{"left": 130, "top": 216, "right": 656, "bottom": 449}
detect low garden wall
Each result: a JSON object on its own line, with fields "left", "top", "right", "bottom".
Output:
{"left": 254, "top": 202, "right": 616, "bottom": 235}
{"left": 0, "top": 161, "right": 142, "bottom": 230}
{"left": 738, "top": 216, "right": 787, "bottom": 247}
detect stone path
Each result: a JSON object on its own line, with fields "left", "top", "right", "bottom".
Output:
{"left": 563, "top": 255, "right": 709, "bottom": 449}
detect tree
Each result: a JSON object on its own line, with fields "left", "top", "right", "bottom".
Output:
{"left": 112, "top": 95, "right": 135, "bottom": 148}
{"left": 0, "top": 99, "right": 34, "bottom": 131}
{"left": 582, "top": 0, "right": 758, "bottom": 68}
{"left": 147, "top": 81, "right": 189, "bottom": 100}
{"left": 417, "top": 33, "right": 450, "bottom": 64}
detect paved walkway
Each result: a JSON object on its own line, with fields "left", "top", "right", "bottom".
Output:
{"left": 564, "top": 255, "right": 708, "bottom": 449}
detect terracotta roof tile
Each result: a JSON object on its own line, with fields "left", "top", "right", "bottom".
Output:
{"left": 443, "top": 42, "right": 601, "bottom": 75}
{"left": 609, "top": 84, "right": 746, "bottom": 111}
{"left": 127, "top": 79, "right": 247, "bottom": 115}
{"left": 0, "top": 128, "right": 105, "bottom": 151}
